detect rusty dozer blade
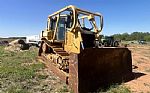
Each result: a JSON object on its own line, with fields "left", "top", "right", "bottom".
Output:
{"left": 69, "top": 47, "right": 132, "bottom": 93}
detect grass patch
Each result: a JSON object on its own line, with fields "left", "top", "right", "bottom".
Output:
{"left": 0, "top": 46, "right": 45, "bottom": 92}
{"left": 137, "top": 61, "right": 143, "bottom": 64}
{"left": 0, "top": 46, "right": 44, "bottom": 80}
{"left": 107, "top": 85, "right": 131, "bottom": 93}
{"left": 58, "top": 85, "right": 70, "bottom": 92}
{"left": 0, "top": 46, "right": 71, "bottom": 92}
{"left": 98, "top": 84, "right": 131, "bottom": 93}
{"left": 37, "top": 74, "right": 48, "bottom": 80}
{"left": 5, "top": 85, "right": 30, "bottom": 93}
{"left": 145, "top": 69, "right": 150, "bottom": 72}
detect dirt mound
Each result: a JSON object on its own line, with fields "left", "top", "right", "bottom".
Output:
{"left": 5, "top": 39, "right": 29, "bottom": 51}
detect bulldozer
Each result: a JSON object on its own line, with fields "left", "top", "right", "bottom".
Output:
{"left": 38, "top": 5, "right": 132, "bottom": 93}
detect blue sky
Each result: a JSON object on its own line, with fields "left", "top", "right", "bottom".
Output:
{"left": 0, "top": 0, "right": 150, "bottom": 37}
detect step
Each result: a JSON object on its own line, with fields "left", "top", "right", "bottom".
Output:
{"left": 57, "top": 52, "right": 69, "bottom": 56}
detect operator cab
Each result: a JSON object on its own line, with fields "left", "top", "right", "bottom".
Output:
{"left": 47, "top": 12, "right": 73, "bottom": 41}
{"left": 45, "top": 6, "right": 103, "bottom": 49}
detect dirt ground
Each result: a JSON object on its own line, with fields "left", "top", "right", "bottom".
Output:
{"left": 125, "top": 44, "right": 150, "bottom": 93}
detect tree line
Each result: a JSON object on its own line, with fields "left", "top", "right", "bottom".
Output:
{"left": 111, "top": 32, "right": 150, "bottom": 41}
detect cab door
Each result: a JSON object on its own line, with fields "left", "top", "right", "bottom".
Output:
{"left": 57, "top": 17, "right": 66, "bottom": 41}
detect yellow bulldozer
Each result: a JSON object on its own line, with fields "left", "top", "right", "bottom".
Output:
{"left": 38, "top": 5, "right": 132, "bottom": 93}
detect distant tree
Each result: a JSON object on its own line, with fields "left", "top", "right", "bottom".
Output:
{"left": 111, "top": 32, "right": 150, "bottom": 41}
{"left": 144, "top": 35, "right": 150, "bottom": 41}
{"left": 130, "top": 32, "right": 144, "bottom": 40}
{"left": 122, "top": 33, "right": 129, "bottom": 40}
{"left": 112, "top": 33, "right": 129, "bottom": 41}
{"left": 112, "top": 34, "right": 122, "bottom": 40}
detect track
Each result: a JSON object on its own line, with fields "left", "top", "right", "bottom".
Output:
{"left": 38, "top": 40, "right": 70, "bottom": 84}
{"left": 37, "top": 55, "right": 69, "bottom": 84}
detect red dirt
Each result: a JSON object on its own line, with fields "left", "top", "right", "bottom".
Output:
{"left": 125, "top": 44, "right": 150, "bottom": 93}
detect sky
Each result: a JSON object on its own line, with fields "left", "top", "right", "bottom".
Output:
{"left": 0, "top": 0, "right": 150, "bottom": 37}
